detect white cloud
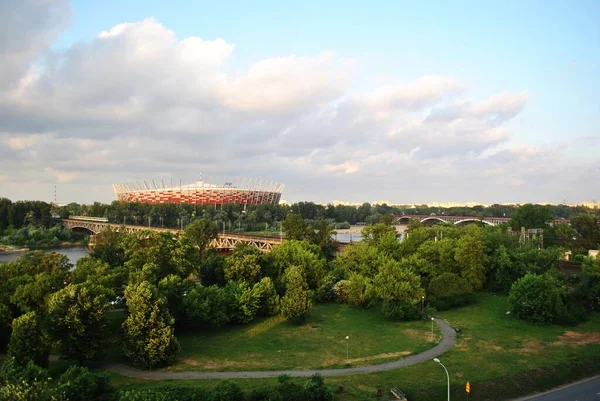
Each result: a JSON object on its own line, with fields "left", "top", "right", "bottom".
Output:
{"left": 0, "top": 10, "right": 594, "bottom": 204}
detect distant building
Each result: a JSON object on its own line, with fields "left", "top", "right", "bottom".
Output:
{"left": 113, "top": 176, "right": 284, "bottom": 207}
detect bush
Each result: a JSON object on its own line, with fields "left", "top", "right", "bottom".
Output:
{"left": 118, "top": 385, "right": 211, "bottom": 401}
{"left": 213, "top": 380, "right": 244, "bottom": 401}
{"left": 382, "top": 300, "right": 421, "bottom": 321}
{"left": 508, "top": 273, "right": 567, "bottom": 324}
{"left": 56, "top": 366, "right": 116, "bottom": 401}
{"left": 428, "top": 273, "right": 475, "bottom": 310}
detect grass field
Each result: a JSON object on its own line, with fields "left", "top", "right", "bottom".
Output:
{"left": 108, "top": 294, "right": 600, "bottom": 401}
{"left": 166, "top": 303, "right": 439, "bottom": 371}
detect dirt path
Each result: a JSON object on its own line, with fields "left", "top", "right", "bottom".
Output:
{"left": 104, "top": 317, "right": 456, "bottom": 380}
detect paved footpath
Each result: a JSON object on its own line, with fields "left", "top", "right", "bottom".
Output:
{"left": 104, "top": 317, "right": 456, "bottom": 380}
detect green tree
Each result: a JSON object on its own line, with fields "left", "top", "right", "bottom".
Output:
{"left": 571, "top": 214, "right": 600, "bottom": 250}
{"left": 183, "top": 284, "right": 232, "bottom": 328}
{"left": 253, "top": 277, "right": 280, "bottom": 316}
{"left": 268, "top": 240, "right": 326, "bottom": 289}
{"left": 373, "top": 260, "right": 424, "bottom": 320}
{"left": 455, "top": 225, "right": 486, "bottom": 289}
{"left": 122, "top": 281, "right": 180, "bottom": 368}
{"left": 342, "top": 273, "right": 373, "bottom": 308}
{"left": 91, "top": 226, "right": 126, "bottom": 267}
{"left": 510, "top": 204, "right": 552, "bottom": 229}
{"left": 0, "top": 358, "right": 55, "bottom": 401}
{"left": 184, "top": 219, "right": 219, "bottom": 255}
{"left": 281, "top": 266, "right": 312, "bottom": 323}
{"left": 72, "top": 256, "right": 127, "bottom": 295}
{"left": 427, "top": 273, "right": 474, "bottom": 310}
{"left": 282, "top": 213, "right": 311, "bottom": 240}
{"left": 508, "top": 273, "right": 567, "bottom": 324}
{"left": 7, "top": 311, "right": 48, "bottom": 367}
{"left": 224, "top": 253, "right": 263, "bottom": 284}
{"left": 229, "top": 281, "right": 261, "bottom": 324}
{"left": 47, "top": 283, "right": 111, "bottom": 364}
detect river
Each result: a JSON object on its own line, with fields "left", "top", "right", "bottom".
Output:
{"left": 0, "top": 246, "right": 90, "bottom": 265}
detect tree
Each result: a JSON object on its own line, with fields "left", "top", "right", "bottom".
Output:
{"left": 486, "top": 244, "right": 517, "bottom": 293}
{"left": 428, "top": 273, "right": 474, "bottom": 310}
{"left": 91, "top": 227, "right": 126, "bottom": 267}
{"left": 9, "top": 251, "right": 71, "bottom": 314}
{"left": 224, "top": 253, "right": 263, "bottom": 284}
{"left": 183, "top": 284, "right": 233, "bottom": 328}
{"left": 454, "top": 225, "right": 486, "bottom": 289}
{"left": 571, "top": 214, "right": 600, "bottom": 250}
{"left": 72, "top": 256, "right": 127, "bottom": 295}
{"left": 508, "top": 273, "right": 567, "bottom": 324}
{"left": 510, "top": 204, "right": 552, "bottom": 229}
{"left": 282, "top": 213, "right": 311, "bottom": 240}
{"left": 253, "top": 277, "right": 280, "bottom": 316}
{"left": 281, "top": 266, "right": 312, "bottom": 323}
{"left": 0, "top": 358, "right": 55, "bottom": 401}
{"left": 229, "top": 281, "right": 261, "bottom": 324}
{"left": 183, "top": 219, "right": 218, "bottom": 257}
{"left": 122, "top": 281, "right": 180, "bottom": 368}
{"left": 158, "top": 274, "right": 193, "bottom": 322}
{"left": 342, "top": 273, "right": 373, "bottom": 308}
{"left": 7, "top": 311, "right": 48, "bottom": 367}
{"left": 47, "top": 283, "right": 111, "bottom": 364}
{"left": 373, "top": 260, "right": 424, "bottom": 320}
{"left": 268, "top": 240, "right": 326, "bottom": 289}
{"left": 309, "top": 220, "right": 337, "bottom": 259}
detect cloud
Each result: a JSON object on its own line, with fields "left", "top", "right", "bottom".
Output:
{"left": 0, "top": 0, "right": 70, "bottom": 89}
{"left": 0, "top": 11, "right": 593, "bottom": 204}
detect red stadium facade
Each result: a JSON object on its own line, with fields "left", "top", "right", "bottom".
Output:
{"left": 112, "top": 177, "right": 284, "bottom": 206}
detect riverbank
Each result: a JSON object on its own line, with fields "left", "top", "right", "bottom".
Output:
{"left": 0, "top": 241, "right": 86, "bottom": 252}
{"left": 0, "top": 244, "right": 29, "bottom": 252}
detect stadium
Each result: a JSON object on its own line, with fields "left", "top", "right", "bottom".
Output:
{"left": 112, "top": 176, "right": 284, "bottom": 206}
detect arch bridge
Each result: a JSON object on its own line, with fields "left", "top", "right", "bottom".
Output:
{"left": 62, "top": 218, "right": 283, "bottom": 252}
{"left": 394, "top": 214, "right": 510, "bottom": 226}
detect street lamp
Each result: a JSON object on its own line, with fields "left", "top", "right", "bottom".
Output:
{"left": 421, "top": 296, "right": 425, "bottom": 312}
{"left": 345, "top": 336, "right": 349, "bottom": 363}
{"left": 433, "top": 358, "right": 450, "bottom": 401}
{"left": 431, "top": 317, "right": 434, "bottom": 336}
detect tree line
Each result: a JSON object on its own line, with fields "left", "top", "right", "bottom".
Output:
{"left": 1, "top": 203, "right": 599, "bottom": 399}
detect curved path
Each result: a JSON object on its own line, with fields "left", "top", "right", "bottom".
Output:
{"left": 105, "top": 317, "right": 456, "bottom": 380}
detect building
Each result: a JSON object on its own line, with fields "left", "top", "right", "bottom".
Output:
{"left": 112, "top": 176, "right": 284, "bottom": 206}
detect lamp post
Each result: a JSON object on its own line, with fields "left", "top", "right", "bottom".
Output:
{"left": 345, "top": 336, "right": 349, "bottom": 363}
{"left": 431, "top": 317, "right": 434, "bottom": 336}
{"left": 433, "top": 358, "right": 450, "bottom": 401}
{"left": 421, "top": 296, "right": 425, "bottom": 312}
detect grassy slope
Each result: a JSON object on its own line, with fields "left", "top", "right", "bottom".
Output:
{"left": 108, "top": 294, "right": 600, "bottom": 401}
{"left": 110, "top": 303, "right": 440, "bottom": 372}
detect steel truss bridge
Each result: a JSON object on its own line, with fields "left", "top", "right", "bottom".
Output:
{"left": 62, "top": 219, "right": 283, "bottom": 252}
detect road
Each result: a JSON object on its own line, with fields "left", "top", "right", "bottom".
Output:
{"left": 105, "top": 317, "right": 456, "bottom": 380}
{"left": 512, "top": 375, "right": 600, "bottom": 401}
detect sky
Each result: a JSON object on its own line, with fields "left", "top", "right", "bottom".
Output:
{"left": 0, "top": 0, "right": 599, "bottom": 205}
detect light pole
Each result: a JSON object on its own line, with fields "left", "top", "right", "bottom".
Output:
{"left": 433, "top": 358, "right": 450, "bottom": 401}
{"left": 431, "top": 317, "right": 434, "bottom": 336}
{"left": 421, "top": 296, "right": 425, "bottom": 312}
{"left": 345, "top": 336, "right": 349, "bottom": 363}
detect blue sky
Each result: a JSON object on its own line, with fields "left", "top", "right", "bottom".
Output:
{"left": 0, "top": 0, "right": 599, "bottom": 204}
{"left": 57, "top": 0, "right": 600, "bottom": 150}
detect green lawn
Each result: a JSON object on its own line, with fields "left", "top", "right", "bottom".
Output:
{"left": 166, "top": 303, "right": 439, "bottom": 371}
{"left": 108, "top": 294, "right": 600, "bottom": 401}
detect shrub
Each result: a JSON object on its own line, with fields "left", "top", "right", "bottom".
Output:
{"left": 508, "top": 273, "right": 567, "bottom": 324}
{"left": 56, "top": 366, "right": 116, "bottom": 401}
{"left": 428, "top": 273, "right": 474, "bottom": 310}
{"left": 213, "top": 380, "right": 244, "bottom": 401}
